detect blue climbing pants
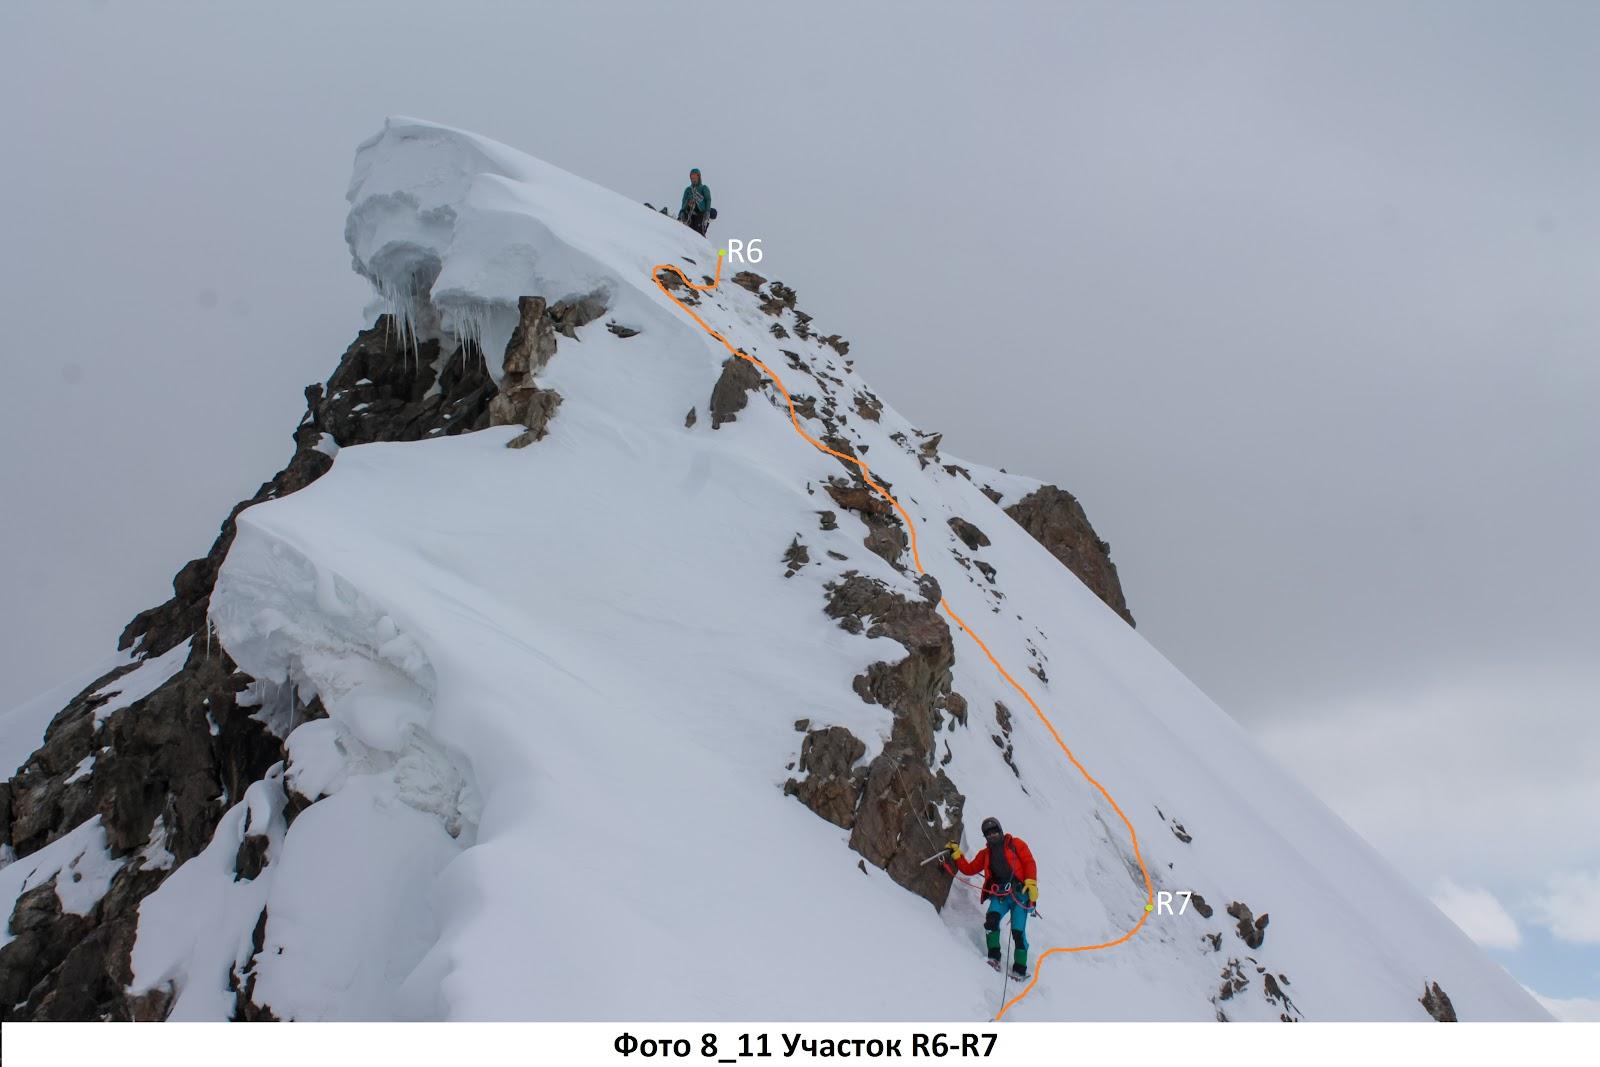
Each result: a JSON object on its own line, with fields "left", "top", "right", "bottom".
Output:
{"left": 985, "top": 890, "right": 1030, "bottom": 967}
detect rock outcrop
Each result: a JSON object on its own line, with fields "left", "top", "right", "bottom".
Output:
{"left": 709, "top": 355, "right": 763, "bottom": 429}
{"left": 1420, "top": 981, "right": 1457, "bottom": 1022}
{"left": 783, "top": 573, "right": 969, "bottom": 908}
{"left": 489, "top": 295, "right": 565, "bottom": 448}
{"left": 825, "top": 477, "right": 908, "bottom": 570}
{"left": 785, "top": 726, "right": 868, "bottom": 829}
{"left": 1226, "top": 900, "right": 1270, "bottom": 950}
{"left": 1003, "top": 485, "right": 1135, "bottom": 626}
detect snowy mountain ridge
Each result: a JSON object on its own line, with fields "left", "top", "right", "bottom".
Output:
{"left": 0, "top": 118, "right": 1548, "bottom": 1022}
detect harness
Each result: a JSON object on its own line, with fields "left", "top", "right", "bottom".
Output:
{"left": 980, "top": 835, "right": 1024, "bottom": 901}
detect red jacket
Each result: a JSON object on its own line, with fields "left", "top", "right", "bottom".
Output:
{"left": 954, "top": 834, "right": 1036, "bottom": 898}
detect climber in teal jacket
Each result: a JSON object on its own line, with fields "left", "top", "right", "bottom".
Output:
{"left": 678, "top": 168, "right": 712, "bottom": 235}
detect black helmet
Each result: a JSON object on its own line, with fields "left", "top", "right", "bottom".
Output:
{"left": 980, "top": 817, "right": 1003, "bottom": 838}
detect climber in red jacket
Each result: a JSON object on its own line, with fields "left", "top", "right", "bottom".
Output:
{"left": 948, "top": 816, "right": 1037, "bottom": 977}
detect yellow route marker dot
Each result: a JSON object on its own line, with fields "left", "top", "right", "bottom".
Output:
{"left": 1145, "top": 903, "right": 1155, "bottom": 912}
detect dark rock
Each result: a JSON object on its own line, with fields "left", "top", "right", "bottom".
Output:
{"left": 490, "top": 296, "right": 564, "bottom": 447}
{"left": 948, "top": 517, "right": 990, "bottom": 551}
{"left": 813, "top": 574, "right": 969, "bottom": 906}
{"left": 858, "top": 522, "right": 908, "bottom": 571}
{"left": 7, "top": 675, "right": 113, "bottom": 856}
{"left": 548, "top": 291, "right": 608, "bottom": 339}
{"left": 853, "top": 393, "right": 881, "bottom": 422}
{"left": 994, "top": 694, "right": 1024, "bottom": 771}
{"left": 30, "top": 918, "right": 128, "bottom": 1020}
{"left": 818, "top": 510, "right": 838, "bottom": 531}
{"left": 685, "top": 406, "right": 697, "bottom": 428}
{"left": 731, "top": 271, "right": 767, "bottom": 293}
{"left": 128, "top": 983, "right": 176, "bottom": 1022}
{"left": 234, "top": 833, "right": 270, "bottom": 882}
{"left": 1004, "top": 486, "right": 1135, "bottom": 626}
{"left": 784, "top": 726, "right": 867, "bottom": 828}
{"left": 606, "top": 321, "right": 640, "bottom": 338}
{"left": 849, "top": 756, "right": 963, "bottom": 907}
{"left": 824, "top": 480, "right": 908, "bottom": 570}
{"left": 1263, "top": 972, "right": 1299, "bottom": 1019}
{"left": 0, "top": 880, "right": 92, "bottom": 1019}
{"left": 992, "top": 733, "right": 1020, "bottom": 777}
{"left": 821, "top": 434, "right": 858, "bottom": 462}
{"left": 1217, "top": 958, "right": 1249, "bottom": 1001}
{"left": 1190, "top": 893, "right": 1213, "bottom": 919}
{"left": 759, "top": 281, "right": 798, "bottom": 316}
{"left": 103, "top": 648, "right": 277, "bottom": 865}
{"left": 825, "top": 482, "right": 891, "bottom": 516}
{"left": 709, "top": 355, "right": 763, "bottom": 428}
{"left": 505, "top": 389, "right": 563, "bottom": 449}
{"left": 1226, "top": 901, "right": 1269, "bottom": 949}
{"left": 783, "top": 537, "right": 810, "bottom": 578}
{"left": 1420, "top": 981, "right": 1457, "bottom": 1022}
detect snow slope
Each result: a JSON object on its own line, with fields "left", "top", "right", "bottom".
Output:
{"left": 119, "top": 118, "right": 1546, "bottom": 1020}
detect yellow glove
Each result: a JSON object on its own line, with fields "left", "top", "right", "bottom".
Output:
{"left": 946, "top": 842, "right": 963, "bottom": 861}
{"left": 1024, "top": 878, "right": 1039, "bottom": 904}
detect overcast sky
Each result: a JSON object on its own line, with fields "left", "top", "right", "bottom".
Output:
{"left": 2, "top": 0, "right": 1595, "bottom": 1010}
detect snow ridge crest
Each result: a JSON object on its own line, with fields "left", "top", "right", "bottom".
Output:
{"left": 345, "top": 117, "right": 687, "bottom": 364}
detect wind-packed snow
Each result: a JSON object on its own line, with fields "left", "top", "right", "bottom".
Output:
{"left": 113, "top": 119, "right": 1551, "bottom": 1021}
{"left": 130, "top": 772, "right": 289, "bottom": 1019}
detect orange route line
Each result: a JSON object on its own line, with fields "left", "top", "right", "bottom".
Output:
{"left": 651, "top": 252, "right": 1154, "bottom": 1021}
